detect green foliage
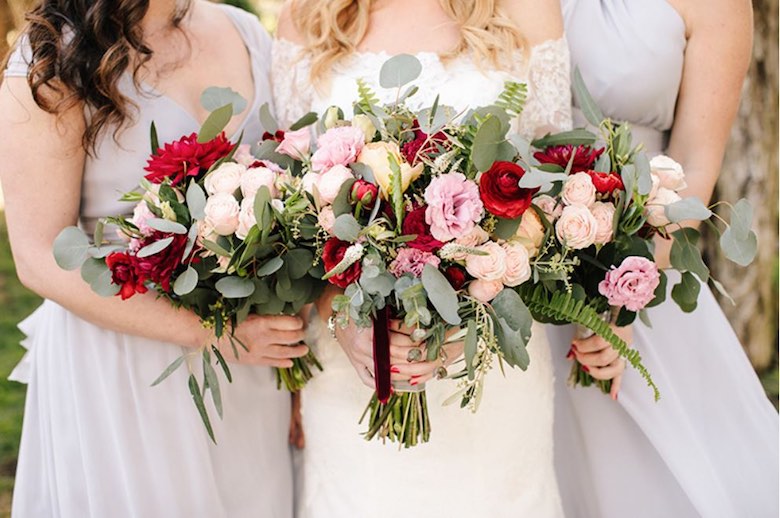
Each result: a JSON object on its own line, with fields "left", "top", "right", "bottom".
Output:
{"left": 495, "top": 81, "right": 527, "bottom": 118}
{"left": 355, "top": 78, "right": 381, "bottom": 117}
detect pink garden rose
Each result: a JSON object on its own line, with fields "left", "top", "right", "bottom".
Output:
{"left": 646, "top": 187, "right": 682, "bottom": 227}
{"left": 311, "top": 126, "right": 365, "bottom": 172}
{"left": 204, "top": 192, "right": 240, "bottom": 236}
{"left": 650, "top": 155, "right": 687, "bottom": 191}
{"left": 465, "top": 241, "right": 507, "bottom": 282}
{"left": 235, "top": 197, "right": 257, "bottom": 240}
{"left": 501, "top": 242, "right": 532, "bottom": 287}
{"left": 533, "top": 194, "right": 563, "bottom": 222}
{"left": 389, "top": 247, "right": 441, "bottom": 278}
{"left": 317, "top": 206, "right": 336, "bottom": 235}
{"left": 555, "top": 204, "right": 598, "bottom": 250}
{"left": 204, "top": 162, "right": 245, "bottom": 196}
{"left": 598, "top": 256, "right": 661, "bottom": 311}
{"left": 240, "top": 166, "right": 278, "bottom": 199}
{"left": 424, "top": 173, "right": 484, "bottom": 242}
{"left": 561, "top": 172, "right": 596, "bottom": 207}
{"left": 590, "top": 201, "right": 616, "bottom": 245}
{"left": 131, "top": 201, "right": 156, "bottom": 236}
{"left": 317, "top": 165, "right": 355, "bottom": 205}
{"left": 276, "top": 128, "right": 311, "bottom": 160}
{"left": 468, "top": 279, "right": 504, "bottom": 303}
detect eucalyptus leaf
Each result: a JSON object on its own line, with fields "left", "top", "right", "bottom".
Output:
{"left": 256, "top": 256, "right": 284, "bottom": 277}
{"left": 215, "top": 276, "right": 256, "bottom": 298}
{"left": 491, "top": 289, "right": 532, "bottom": 370}
{"left": 197, "top": 104, "right": 234, "bottom": 143}
{"left": 201, "top": 238, "right": 231, "bottom": 257}
{"left": 93, "top": 220, "right": 105, "bottom": 246}
{"left": 173, "top": 266, "right": 199, "bottom": 296}
{"left": 147, "top": 218, "right": 188, "bottom": 234}
{"left": 464, "top": 319, "right": 478, "bottom": 381}
{"left": 289, "top": 111, "right": 318, "bottom": 131}
{"left": 518, "top": 168, "right": 568, "bottom": 190}
{"left": 620, "top": 164, "right": 637, "bottom": 198}
{"left": 711, "top": 278, "right": 736, "bottom": 306}
{"left": 670, "top": 228, "right": 709, "bottom": 283}
{"left": 671, "top": 271, "right": 701, "bottom": 313}
{"left": 200, "top": 86, "right": 248, "bottom": 114}
{"left": 202, "top": 348, "right": 223, "bottom": 419}
{"left": 572, "top": 68, "right": 605, "bottom": 126}
{"left": 136, "top": 236, "right": 174, "bottom": 258}
{"left": 332, "top": 214, "right": 362, "bottom": 242}
{"left": 360, "top": 271, "right": 394, "bottom": 297}
{"left": 531, "top": 129, "right": 597, "bottom": 148}
{"left": 89, "top": 245, "right": 125, "bottom": 259}
{"left": 331, "top": 178, "right": 357, "bottom": 216}
{"left": 253, "top": 186, "right": 272, "bottom": 227}
{"left": 634, "top": 153, "right": 653, "bottom": 195}
{"left": 151, "top": 355, "right": 186, "bottom": 386}
{"left": 509, "top": 134, "right": 532, "bottom": 160}
{"left": 379, "top": 54, "right": 422, "bottom": 89}
{"left": 349, "top": 162, "right": 375, "bottom": 183}
{"left": 638, "top": 309, "right": 653, "bottom": 328}
{"left": 186, "top": 182, "right": 207, "bottom": 220}
{"left": 182, "top": 224, "right": 199, "bottom": 262}
{"left": 730, "top": 198, "right": 754, "bottom": 240}
{"left": 80, "top": 257, "right": 106, "bottom": 284}
{"left": 720, "top": 226, "right": 758, "bottom": 266}
{"left": 91, "top": 262, "right": 121, "bottom": 297}
{"left": 53, "top": 226, "right": 91, "bottom": 270}
{"left": 493, "top": 217, "right": 522, "bottom": 240}
{"left": 421, "top": 265, "right": 461, "bottom": 326}
{"left": 471, "top": 116, "right": 504, "bottom": 172}
{"left": 665, "top": 197, "right": 713, "bottom": 223}
{"left": 259, "top": 103, "right": 278, "bottom": 134}
{"left": 286, "top": 248, "right": 314, "bottom": 279}
{"left": 594, "top": 153, "right": 612, "bottom": 174}
{"left": 188, "top": 374, "right": 215, "bottom": 442}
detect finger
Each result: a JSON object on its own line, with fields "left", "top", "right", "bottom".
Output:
{"left": 390, "top": 361, "right": 439, "bottom": 378}
{"left": 256, "top": 358, "right": 294, "bottom": 368}
{"left": 264, "top": 315, "right": 305, "bottom": 331}
{"left": 610, "top": 372, "right": 623, "bottom": 401}
{"left": 389, "top": 332, "right": 418, "bottom": 347}
{"left": 389, "top": 344, "right": 423, "bottom": 362}
{"left": 389, "top": 319, "right": 415, "bottom": 336}
{"left": 263, "top": 344, "right": 310, "bottom": 359}
{"left": 571, "top": 335, "right": 611, "bottom": 353}
{"left": 409, "top": 373, "right": 434, "bottom": 385}
{"left": 575, "top": 347, "right": 619, "bottom": 368}
{"left": 266, "top": 329, "right": 307, "bottom": 345}
{"left": 587, "top": 359, "right": 626, "bottom": 381}
{"left": 355, "top": 364, "right": 375, "bottom": 388}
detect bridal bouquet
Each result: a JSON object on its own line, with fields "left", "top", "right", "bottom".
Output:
{"left": 513, "top": 71, "right": 758, "bottom": 396}
{"left": 52, "top": 88, "right": 324, "bottom": 440}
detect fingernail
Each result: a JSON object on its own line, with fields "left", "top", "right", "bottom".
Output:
{"left": 571, "top": 343, "right": 578, "bottom": 351}
{"left": 565, "top": 348, "right": 575, "bottom": 360}
{"left": 581, "top": 365, "right": 590, "bottom": 373}
{"left": 390, "top": 366, "right": 400, "bottom": 373}
{"left": 612, "top": 393, "right": 618, "bottom": 401}
{"left": 410, "top": 380, "right": 418, "bottom": 386}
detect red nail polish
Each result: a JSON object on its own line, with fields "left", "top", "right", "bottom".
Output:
{"left": 566, "top": 348, "right": 575, "bottom": 360}
{"left": 390, "top": 366, "right": 400, "bottom": 373}
{"left": 581, "top": 365, "right": 590, "bottom": 373}
{"left": 410, "top": 379, "right": 418, "bottom": 386}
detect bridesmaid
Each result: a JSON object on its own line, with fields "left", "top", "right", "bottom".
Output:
{"left": 0, "top": 1, "right": 302, "bottom": 516}
{"left": 552, "top": 1, "right": 779, "bottom": 517}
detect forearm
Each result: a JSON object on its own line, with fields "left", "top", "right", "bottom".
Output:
{"left": 315, "top": 283, "right": 342, "bottom": 323}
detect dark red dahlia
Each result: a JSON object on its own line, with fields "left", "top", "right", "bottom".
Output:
{"left": 534, "top": 145, "right": 604, "bottom": 173}
{"left": 401, "top": 123, "right": 449, "bottom": 165}
{"left": 402, "top": 205, "right": 444, "bottom": 252}
{"left": 105, "top": 252, "right": 148, "bottom": 300}
{"left": 134, "top": 232, "right": 196, "bottom": 293}
{"left": 144, "top": 132, "right": 235, "bottom": 186}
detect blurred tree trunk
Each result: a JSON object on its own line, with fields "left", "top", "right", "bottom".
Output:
{"left": 705, "top": 0, "right": 779, "bottom": 370}
{"left": 0, "top": 0, "right": 13, "bottom": 58}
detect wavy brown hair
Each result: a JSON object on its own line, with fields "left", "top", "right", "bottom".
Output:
{"left": 9, "top": 0, "right": 191, "bottom": 152}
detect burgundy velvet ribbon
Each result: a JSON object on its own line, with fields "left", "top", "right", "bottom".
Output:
{"left": 372, "top": 306, "right": 392, "bottom": 404}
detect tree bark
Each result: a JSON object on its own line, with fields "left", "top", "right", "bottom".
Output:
{"left": 705, "top": 0, "right": 779, "bottom": 370}
{"left": 0, "top": 0, "right": 13, "bottom": 58}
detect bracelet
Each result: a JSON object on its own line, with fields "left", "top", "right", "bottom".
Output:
{"left": 327, "top": 313, "right": 338, "bottom": 341}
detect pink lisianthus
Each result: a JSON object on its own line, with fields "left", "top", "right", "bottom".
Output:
{"left": 424, "top": 173, "right": 484, "bottom": 242}
{"left": 276, "top": 128, "right": 311, "bottom": 160}
{"left": 388, "top": 247, "right": 441, "bottom": 278}
{"left": 311, "top": 126, "right": 365, "bottom": 172}
{"left": 598, "top": 256, "right": 661, "bottom": 312}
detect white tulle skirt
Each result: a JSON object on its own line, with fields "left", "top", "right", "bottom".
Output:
{"left": 549, "top": 274, "right": 779, "bottom": 518}
{"left": 10, "top": 300, "right": 293, "bottom": 518}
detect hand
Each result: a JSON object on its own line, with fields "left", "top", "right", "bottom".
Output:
{"left": 289, "top": 391, "right": 305, "bottom": 449}
{"left": 571, "top": 323, "right": 630, "bottom": 400}
{"left": 333, "top": 319, "right": 376, "bottom": 388}
{"left": 220, "top": 314, "right": 308, "bottom": 368}
{"left": 387, "top": 320, "right": 465, "bottom": 386}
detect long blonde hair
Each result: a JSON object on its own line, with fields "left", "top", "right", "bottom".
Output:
{"left": 289, "top": 0, "right": 525, "bottom": 81}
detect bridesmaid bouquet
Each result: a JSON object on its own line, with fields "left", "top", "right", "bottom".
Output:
{"left": 516, "top": 71, "right": 758, "bottom": 397}
{"left": 52, "top": 88, "right": 324, "bottom": 440}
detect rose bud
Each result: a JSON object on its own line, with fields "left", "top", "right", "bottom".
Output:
{"left": 443, "top": 265, "right": 467, "bottom": 290}
{"left": 351, "top": 180, "right": 379, "bottom": 209}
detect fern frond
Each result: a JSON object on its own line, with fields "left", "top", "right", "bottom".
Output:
{"left": 495, "top": 81, "right": 528, "bottom": 118}
{"left": 355, "top": 78, "right": 381, "bottom": 116}
{"left": 520, "top": 285, "right": 660, "bottom": 401}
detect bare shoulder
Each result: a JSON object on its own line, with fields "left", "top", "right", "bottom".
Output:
{"left": 276, "top": 1, "right": 307, "bottom": 45}
{"left": 499, "top": 0, "right": 564, "bottom": 46}
{"left": 674, "top": 0, "right": 752, "bottom": 36}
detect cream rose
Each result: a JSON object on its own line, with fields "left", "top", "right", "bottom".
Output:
{"left": 204, "top": 162, "right": 245, "bottom": 196}
{"left": 514, "top": 209, "right": 546, "bottom": 256}
{"left": 317, "top": 165, "right": 355, "bottom": 205}
{"left": 450, "top": 226, "right": 490, "bottom": 260}
{"left": 468, "top": 279, "right": 504, "bottom": 303}
{"left": 301, "top": 172, "right": 319, "bottom": 196}
{"left": 204, "top": 192, "right": 240, "bottom": 236}
{"left": 650, "top": 155, "right": 687, "bottom": 191}
{"left": 501, "top": 242, "right": 532, "bottom": 287}
{"left": 240, "top": 166, "right": 278, "bottom": 199}
{"left": 357, "top": 141, "right": 423, "bottom": 197}
{"left": 555, "top": 204, "right": 598, "bottom": 250}
{"left": 591, "top": 201, "right": 616, "bottom": 245}
{"left": 465, "top": 241, "right": 507, "bottom": 282}
{"left": 561, "top": 172, "right": 597, "bottom": 207}
{"left": 235, "top": 197, "right": 257, "bottom": 240}
{"left": 352, "top": 114, "right": 377, "bottom": 143}
{"left": 646, "top": 187, "right": 682, "bottom": 227}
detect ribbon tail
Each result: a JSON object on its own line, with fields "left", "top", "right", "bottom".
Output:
{"left": 372, "top": 306, "right": 392, "bottom": 404}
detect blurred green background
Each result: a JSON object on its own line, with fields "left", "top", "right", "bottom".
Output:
{"left": 0, "top": 0, "right": 777, "bottom": 516}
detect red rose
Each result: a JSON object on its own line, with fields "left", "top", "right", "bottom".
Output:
{"left": 134, "top": 232, "right": 194, "bottom": 293}
{"left": 402, "top": 205, "right": 444, "bottom": 252}
{"left": 533, "top": 145, "right": 604, "bottom": 173}
{"left": 262, "top": 130, "right": 285, "bottom": 143}
{"left": 105, "top": 252, "right": 148, "bottom": 300}
{"left": 351, "top": 180, "right": 379, "bottom": 209}
{"left": 144, "top": 132, "right": 235, "bottom": 186}
{"left": 322, "top": 238, "right": 361, "bottom": 289}
{"left": 401, "top": 123, "right": 448, "bottom": 165}
{"left": 479, "top": 161, "right": 538, "bottom": 219}
{"left": 585, "top": 170, "right": 625, "bottom": 195}
{"left": 443, "top": 265, "right": 467, "bottom": 291}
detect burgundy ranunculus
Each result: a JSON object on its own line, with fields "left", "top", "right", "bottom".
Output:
{"left": 402, "top": 205, "right": 444, "bottom": 252}
{"left": 262, "top": 130, "right": 286, "bottom": 142}
{"left": 144, "top": 132, "right": 235, "bottom": 186}
{"left": 134, "top": 232, "right": 195, "bottom": 293}
{"left": 322, "top": 238, "right": 361, "bottom": 289}
{"left": 401, "top": 123, "right": 449, "bottom": 165}
{"left": 105, "top": 252, "right": 148, "bottom": 300}
{"left": 443, "top": 265, "right": 467, "bottom": 291}
{"left": 585, "top": 169, "right": 625, "bottom": 195}
{"left": 534, "top": 145, "right": 604, "bottom": 173}
{"left": 351, "top": 180, "right": 379, "bottom": 209}
{"left": 479, "top": 161, "right": 538, "bottom": 219}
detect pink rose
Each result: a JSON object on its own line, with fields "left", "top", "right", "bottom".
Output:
{"left": 451, "top": 226, "right": 490, "bottom": 260}
{"left": 561, "top": 171, "right": 596, "bottom": 207}
{"left": 317, "top": 165, "right": 355, "bottom": 205}
{"left": 318, "top": 206, "right": 336, "bottom": 235}
{"left": 240, "top": 166, "right": 278, "bottom": 199}
{"left": 204, "top": 162, "right": 245, "bottom": 196}
{"left": 235, "top": 197, "right": 257, "bottom": 240}
{"left": 598, "top": 256, "right": 661, "bottom": 311}
{"left": 534, "top": 194, "right": 563, "bottom": 222}
{"left": 276, "top": 128, "right": 311, "bottom": 160}
{"left": 204, "top": 192, "right": 240, "bottom": 236}
{"left": 311, "top": 126, "right": 365, "bottom": 172}
{"left": 514, "top": 210, "right": 546, "bottom": 256}
{"left": 646, "top": 187, "right": 681, "bottom": 227}
{"left": 301, "top": 172, "right": 319, "bottom": 195}
{"left": 590, "top": 201, "right": 616, "bottom": 245}
{"left": 650, "top": 155, "right": 687, "bottom": 191}
{"left": 131, "top": 201, "right": 155, "bottom": 236}
{"left": 501, "top": 242, "right": 531, "bottom": 287}
{"left": 465, "top": 241, "right": 507, "bottom": 282}
{"left": 388, "top": 247, "right": 441, "bottom": 278}
{"left": 555, "top": 204, "right": 598, "bottom": 250}
{"left": 468, "top": 279, "right": 504, "bottom": 303}
{"left": 424, "top": 173, "right": 484, "bottom": 242}
{"left": 196, "top": 219, "right": 217, "bottom": 254}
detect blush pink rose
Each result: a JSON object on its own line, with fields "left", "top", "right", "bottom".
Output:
{"left": 240, "top": 166, "right": 278, "bottom": 199}
{"left": 204, "top": 162, "right": 245, "bottom": 196}
{"left": 235, "top": 197, "right": 257, "bottom": 240}
{"left": 590, "top": 201, "right": 616, "bottom": 245}
{"left": 534, "top": 194, "right": 563, "bottom": 222}
{"left": 555, "top": 204, "right": 598, "bottom": 250}
{"left": 276, "top": 128, "right": 311, "bottom": 160}
{"left": 646, "top": 187, "right": 682, "bottom": 227}
{"left": 514, "top": 209, "right": 546, "bottom": 256}
{"left": 311, "top": 126, "right": 365, "bottom": 172}
{"left": 388, "top": 247, "right": 441, "bottom": 278}
{"left": 501, "top": 242, "right": 531, "bottom": 287}
{"left": 650, "top": 155, "right": 687, "bottom": 191}
{"left": 424, "top": 173, "right": 484, "bottom": 242}
{"left": 561, "top": 171, "right": 596, "bottom": 207}
{"left": 131, "top": 201, "right": 156, "bottom": 236}
{"left": 598, "top": 256, "right": 661, "bottom": 311}
{"left": 204, "top": 192, "right": 240, "bottom": 236}
{"left": 317, "top": 165, "right": 355, "bottom": 205}
{"left": 465, "top": 241, "right": 507, "bottom": 282}
{"left": 468, "top": 279, "right": 504, "bottom": 303}
{"left": 317, "top": 206, "right": 336, "bottom": 235}
{"left": 450, "top": 226, "right": 490, "bottom": 260}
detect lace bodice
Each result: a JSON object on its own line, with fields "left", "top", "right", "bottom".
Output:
{"left": 271, "top": 38, "right": 572, "bottom": 139}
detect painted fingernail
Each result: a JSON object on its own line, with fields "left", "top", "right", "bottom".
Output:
{"left": 566, "top": 348, "right": 575, "bottom": 360}
{"left": 581, "top": 365, "right": 590, "bottom": 373}
{"left": 571, "top": 343, "right": 578, "bottom": 351}
{"left": 611, "top": 392, "right": 618, "bottom": 401}
{"left": 390, "top": 366, "right": 400, "bottom": 373}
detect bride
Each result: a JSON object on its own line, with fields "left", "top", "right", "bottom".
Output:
{"left": 272, "top": 0, "right": 591, "bottom": 516}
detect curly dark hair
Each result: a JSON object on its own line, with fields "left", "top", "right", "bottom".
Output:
{"left": 11, "top": 0, "right": 192, "bottom": 152}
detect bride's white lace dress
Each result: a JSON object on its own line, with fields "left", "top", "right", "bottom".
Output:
{"left": 272, "top": 38, "right": 572, "bottom": 517}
